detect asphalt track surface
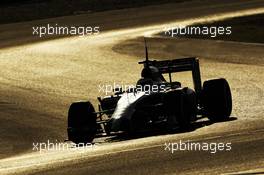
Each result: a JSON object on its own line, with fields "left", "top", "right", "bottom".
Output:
{"left": 0, "top": 0, "right": 264, "bottom": 174}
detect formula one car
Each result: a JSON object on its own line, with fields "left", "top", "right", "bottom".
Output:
{"left": 67, "top": 42, "right": 232, "bottom": 144}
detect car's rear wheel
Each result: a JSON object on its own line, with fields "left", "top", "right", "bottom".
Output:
{"left": 179, "top": 88, "right": 196, "bottom": 130}
{"left": 67, "top": 101, "right": 97, "bottom": 144}
{"left": 202, "top": 78, "right": 232, "bottom": 121}
{"left": 166, "top": 88, "right": 196, "bottom": 131}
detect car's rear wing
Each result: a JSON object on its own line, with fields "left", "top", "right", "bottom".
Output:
{"left": 139, "top": 57, "right": 202, "bottom": 95}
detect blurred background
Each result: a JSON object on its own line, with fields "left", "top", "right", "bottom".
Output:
{"left": 0, "top": 0, "right": 189, "bottom": 24}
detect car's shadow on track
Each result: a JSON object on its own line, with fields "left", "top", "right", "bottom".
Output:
{"left": 192, "top": 116, "right": 237, "bottom": 130}
{"left": 103, "top": 116, "right": 237, "bottom": 143}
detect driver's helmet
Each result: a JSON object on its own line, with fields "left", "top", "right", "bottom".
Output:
{"left": 141, "top": 66, "right": 165, "bottom": 82}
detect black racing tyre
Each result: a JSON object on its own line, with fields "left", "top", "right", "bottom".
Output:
{"left": 166, "top": 88, "right": 196, "bottom": 131}
{"left": 67, "top": 101, "right": 97, "bottom": 144}
{"left": 202, "top": 78, "right": 232, "bottom": 121}
{"left": 179, "top": 88, "right": 196, "bottom": 129}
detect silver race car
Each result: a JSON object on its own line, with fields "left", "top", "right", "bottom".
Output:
{"left": 67, "top": 43, "right": 232, "bottom": 144}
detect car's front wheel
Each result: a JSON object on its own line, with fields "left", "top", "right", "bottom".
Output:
{"left": 67, "top": 101, "right": 97, "bottom": 144}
